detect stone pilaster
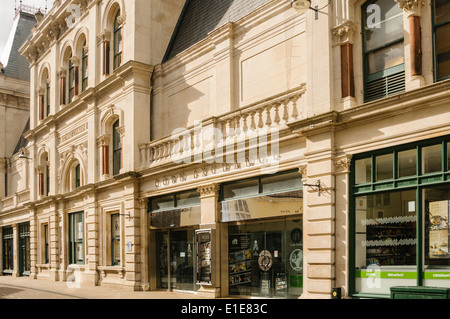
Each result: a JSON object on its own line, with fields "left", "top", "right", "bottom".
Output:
{"left": 85, "top": 191, "right": 99, "bottom": 286}
{"left": 197, "top": 183, "right": 222, "bottom": 298}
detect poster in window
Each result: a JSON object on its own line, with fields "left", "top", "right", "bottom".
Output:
{"left": 196, "top": 229, "right": 212, "bottom": 285}
{"left": 112, "top": 214, "right": 120, "bottom": 238}
{"left": 428, "top": 200, "right": 449, "bottom": 259}
{"left": 76, "top": 242, "right": 84, "bottom": 261}
{"left": 76, "top": 221, "right": 83, "bottom": 240}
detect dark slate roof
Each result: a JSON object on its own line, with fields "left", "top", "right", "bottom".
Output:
{"left": 163, "top": 0, "right": 273, "bottom": 62}
{"left": 2, "top": 12, "right": 36, "bottom": 81}
{"left": 13, "top": 117, "right": 30, "bottom": 156}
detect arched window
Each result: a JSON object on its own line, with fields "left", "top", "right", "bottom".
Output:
{"left": 112, "top": 119, "right": 122, "bottom": 175}
{"left": 68, "top": 53, "right": 75, "bottom": 103}
{"left": 66, "top": 160, "right": 83, "bottom": 192}
{"left": 38, "top": 153, "right": 50, "bottom": 197}
{"left": 81, "top": 40, "right": 88, "bottom": 92}
{"left": 113, "top": 11, "right": 123, "bottom": 70}
{"left": 362, "top": 0, "right": 405, "bottom": 102}
{"left": 39, "top": 69, "right": 50, "bottom": 120}
{"left": 433, "top": 0, "right": 450, "bottom": 81}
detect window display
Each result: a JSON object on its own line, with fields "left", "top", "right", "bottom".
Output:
{"left": 228, "top": 220, "right": 302, "bottom": 298}
{"left": 351, "top": 136, "right": 450, "bottom": 297}
{"left": 355, "top": 190, "right": 417, "bottom": 294}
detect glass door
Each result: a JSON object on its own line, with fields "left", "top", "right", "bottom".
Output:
{"left": 228, "top": 218, "right": 303, "bottom": 298}
{"left": 155, "top": 229, "right": 197, "bottom": 292}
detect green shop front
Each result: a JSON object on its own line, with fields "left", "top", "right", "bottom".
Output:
{"left": 350, "top": 135, "right": 450, "bottom": 298}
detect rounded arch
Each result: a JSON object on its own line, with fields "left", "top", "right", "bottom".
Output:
{"left": 100, "top": 105, "right": 123, "bottom": 135}
{"left": 60, "top": 151, "right": 87, "bottom": 193}
{"left": 38, "top": 63, "right": 51, "bottom": 85}
{"left": 102, "top": 0, "right": 125, "bottom": 31}
{"left": 60, "top": 42, "right": 74, "bottom": 67}
{"left": 36, "top": 145, "right": 50, "bottom": 163}
{"left": 73, "top": 27, "right": 89, "bottom": 54}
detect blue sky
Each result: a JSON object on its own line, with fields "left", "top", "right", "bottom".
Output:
{"left": 0, "top": 0, "right": 54, "bottom": 58}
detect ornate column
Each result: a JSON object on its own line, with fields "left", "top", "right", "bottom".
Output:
{"left": 332, "top": 21, "right": 357, "bottom": 110}
{"left": 70, "top": 56, "right": 80, "bottom": 98}
{"left": 197, "top": 183, "right": 222, "bottom": 298}
{"left": 97, "top": 30, "right": 111, "bottom": 76}
{"left": 97, "top": 135, "right": 110, "bottom": 176}
{"left": 38, "top": 87, "right": 45, "bottom": 121}
{"left": 58, "top": 68, "right": 67, "bottom": 106}
{"left": 395, "top": 0, "right": 425, "bottom": 88}
{"left": 36, "top": 165, "right": 45, "bottom": 197}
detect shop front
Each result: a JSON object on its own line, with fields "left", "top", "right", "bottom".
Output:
{"left": 149, "top": 190, "right": 201, "bottom": 293}
{"left": 221, "top": 170, "right": 304, "bottom": 299}
{"left": 350, "top": 135, "right": 450, "bottom": 298}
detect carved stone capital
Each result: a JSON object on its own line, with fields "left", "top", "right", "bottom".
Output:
{"left": 334, "top": 154, "right": 353, "bottom": 174}
{"left": 332, "top": 21, "right": 357, "bottom": 45}
{"left": 116, "top": 13, "right": 127, "bottom": 26}
{"left": 58, "top": 67, "right": 67, "bottom": 78}
{"left": 97, "top": 30, "right": 111, "bottom": 45}
{"left": 96, "top": 134, "right": 110, "bottom": 147}
{"left": 298, "top": 164, "right": 307, "bottom": 179}
{"left": 70, "top": 56, "right": 80, "bottom": 67}
{"left": 395, "top": 0, "right": 425, "bottom": 17}
{"left": 198, "top": 184, "right": 220, "bottom": 198}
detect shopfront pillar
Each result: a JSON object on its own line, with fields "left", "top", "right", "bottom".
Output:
{"left": 85, "top": 191, "right": 99, "bottom": 286}
{"left": 29, "top": 207, "right": 38, "bottom": 279}
{"left": 300, "top": 156, "right": 336, "bottom": 299}
{"left": 12, "top": 224, "right": 19, "bottom": 277}
{"left": 333, "top": 154, "right": 352, "bottom": 297}
{"left": 197, "top": 183, "right": 222, "bottom": 298}
{"left": 55, "top": 204, "right": 65, "bottom": 282}
{"left": 139, "top": 198, "right": 150, "bottom": 291}
{"left": 121, "top": 176, "right": 142, "bottom": 291}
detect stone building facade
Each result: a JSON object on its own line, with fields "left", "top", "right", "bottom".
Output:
{"left": 0, "top": 0, "right": 449, "bottom": 299}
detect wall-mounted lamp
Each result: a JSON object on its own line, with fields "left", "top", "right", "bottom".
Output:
{"left": 290, "top": 0, "right": 331, "bottom": 19}
{"left": 18, "top": 151, "right": 31, "bottom": 160}
{"left": 291, "top": 0, "right": 313, "bottom": 14}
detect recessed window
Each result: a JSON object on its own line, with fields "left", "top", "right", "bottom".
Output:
{"left": 355, "top": 158, "right": 372, "bottom": 184}
{"left": 81, "top": 40, "right": 88, "bottom": 92}
{"left": 398, "top": 149, "right": 416, "bottom": 178}
{"left": 68, "top": 54, "right": 75, "bottom": 103}
{"left": 111, "top": 214, "right": 120, "bottom": 266}
{"left": 422, "top": 144, "right": 442, "bottom": 174}
{"left": 112, "top": 120, "right": 122, "bottom": 175}
{"left": 362, "top": 0, "right": 405, "bottom": 102}
{"left": 113, "top": 11, "right": 123, "bottom": 70}
{"left": 433, "top": 0, "right": 450, "bottom": 81}
{"left": 376, "top": 153, "right": 393, "bottom": 181}
{"left": 69, "top": 212, "right": 84, "bottom": 265}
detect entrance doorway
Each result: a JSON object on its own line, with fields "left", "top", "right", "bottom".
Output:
{"left": 228, "top": 219, "right": 303, "bottom": 298}
{"left": 18, "top": 223, "right": 30, "bottom": 276}
{"left": 155, "top": 229, "right": 197, "bottom": 292}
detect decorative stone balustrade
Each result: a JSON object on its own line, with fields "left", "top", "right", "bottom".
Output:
{"left": 139, "top": 84, "right": 306, "bottom": 168}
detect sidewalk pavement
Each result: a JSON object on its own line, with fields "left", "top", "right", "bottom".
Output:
{"left": 0, "top": 275, "right": 211, "bottom": 299}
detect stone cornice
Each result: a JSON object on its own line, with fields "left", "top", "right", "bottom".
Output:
{"left": 19, "top": 0, "right": 96, "bottom": 65}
